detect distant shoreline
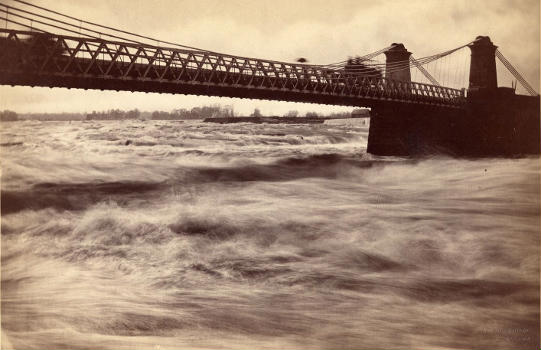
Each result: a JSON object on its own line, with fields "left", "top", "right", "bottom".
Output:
{"left": 204, "top": 116, "right": 369, "bottom": 124}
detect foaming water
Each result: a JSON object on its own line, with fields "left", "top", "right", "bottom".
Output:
{"left": 1, "top": 120, "right": 539, "bottom": 349}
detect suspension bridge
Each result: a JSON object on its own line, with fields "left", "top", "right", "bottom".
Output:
{"left": 0, "top": 1, "right": 539, "bottom": 156}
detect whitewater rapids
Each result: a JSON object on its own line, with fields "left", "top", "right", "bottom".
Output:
{"left": 1, "top": 119, "right": 539, "bottom": 349}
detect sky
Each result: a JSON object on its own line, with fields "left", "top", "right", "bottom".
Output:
{"left": 0, "top": 0, "right": 539, "bottom": 115}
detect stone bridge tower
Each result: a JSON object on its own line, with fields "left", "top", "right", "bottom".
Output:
{"left": 384, "top": 44, "right": 412, "bottom": 82}
{"left": 468, "top": 36, "right": 498, "bottom": 92}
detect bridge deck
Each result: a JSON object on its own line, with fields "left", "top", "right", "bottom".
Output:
{"left": 0, "top": 30, "right": 466, "bottom": 109}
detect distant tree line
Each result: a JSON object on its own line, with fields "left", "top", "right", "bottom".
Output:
{"left": 152, "top": 105, "right": 235, "bottom": 120}
{"left": 0, "top": 110, "right": 18, "bottom": 122}
{"left": 4, "top": 106, "right": 368, "bottom": 121}
{"left": 86, "top": 109, "right": 140, "bottom": 120}
{"left": 282, "top": 110, "right": 365, "bottom": 118}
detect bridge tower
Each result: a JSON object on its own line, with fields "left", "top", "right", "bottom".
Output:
{"left": 384, "top": 44, "right": 411, "bottom": 82}
{"left": 468, "top": 36, "right": 497, "bottom": 92}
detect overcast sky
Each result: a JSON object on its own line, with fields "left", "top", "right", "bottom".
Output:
{"left": 1, "top": 0, "right": 539, "bottom": 115}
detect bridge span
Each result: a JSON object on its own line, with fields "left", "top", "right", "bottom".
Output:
{"left": 0, "top": 29, "right": 466, "bottom": 110}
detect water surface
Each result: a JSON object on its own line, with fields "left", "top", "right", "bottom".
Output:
{"left": 1, "top": 119, "right": 539, "bottom": 349}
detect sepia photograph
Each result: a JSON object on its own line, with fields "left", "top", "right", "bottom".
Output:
{"left": 0, "top": 0, "right": 539, "bottom": 349}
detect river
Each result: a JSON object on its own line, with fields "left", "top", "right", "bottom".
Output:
{"left": 1, "top": 119, "right": 539, "bottom": 349}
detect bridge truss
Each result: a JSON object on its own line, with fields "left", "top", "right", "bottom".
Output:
{"left": 0, "top": 29, "right": 466, "bottom": 109}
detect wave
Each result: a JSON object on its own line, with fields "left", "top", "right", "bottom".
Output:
{"left": 1, "top": 154, "right": 404, "bottom": 214}
{"left": 0, "top": 142, "right": 24, "bottom": 147}
{"left": 1, "top": 181, "right": 164, "bottom": 215}
{"left": 181, "top": 153, "right": 399, "bottom": 183}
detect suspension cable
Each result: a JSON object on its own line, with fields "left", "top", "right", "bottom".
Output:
{"left": 10, "top": 0, "right": 211, "bottom": 52}
{"left": 0, "top": 3, "right": 144, "bottom": 44}
{"left": 2, "top": 16, "right": 46, "bottom": 32}
{"left": 495, "top": 49, "right": 538, "bottom": 96}
{"left": 410, "top": 56, "right": 440, "bottom": 86}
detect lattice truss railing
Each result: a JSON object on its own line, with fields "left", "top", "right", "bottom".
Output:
{"left": 0, "top": 30, "right": 466, "bottom": 107}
